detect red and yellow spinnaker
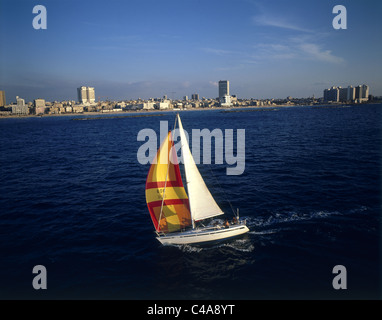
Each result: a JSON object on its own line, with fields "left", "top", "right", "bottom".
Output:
{"left": 145, "top": 131, "right": 192, "bottom": 233}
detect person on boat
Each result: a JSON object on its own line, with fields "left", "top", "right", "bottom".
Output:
{"left": 231, "top": 216, "right": 238, "bottom": 225}
{"left": 223, "top": 219, "right": 230, "bottom": 228}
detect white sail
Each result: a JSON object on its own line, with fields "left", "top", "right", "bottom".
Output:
{"left": 177, "top": 114, "right": 224, "bottom": 223}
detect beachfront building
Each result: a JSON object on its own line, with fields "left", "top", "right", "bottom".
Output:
{"left": 356, "top": 85, "right": 369, "bottom": 102}
{"left": 324, "top": 84, "right": 369, "bottom": 103}
{"left": 34, "top": 98, "right": 46, "bottom": 114}
{"left": 12, "top": 96, "right": 29, "bottom": 114}
{"left": 11, "top": 96, "right": 29, "bottom": 114}
{"left": 126, "top": 101, "right": 155, "bottom": 110}
{"left": 347, "top": 86, "right": 355, "bottom": 101}
{"left": 191, "top": 93, "right": 199, "bottom": 101}
{"left": 143, "top": 102, "right": 155, "bottom": 110}
{"left": 73, "top": 105, "right": 84, "bottom": 113}
{"left": 78, "top": 86, "right": 87, "bottom": 104}
{"left": 34, "top": 99, "right": 45, "bottom": 108}
{"left": 324, "top": 87, "right": 340, "bottom": 102}
{"left": 12, "top": 105, "right": 29, "bottom": 115}
{"left": 219, "top": 80, "right": 232, "bottom": 107}
{"left": 77, "top": 86, "right": 96, "bottom": 104}
{"left": 87, "top": 87, "right": 95, "bottom": 104}
{"left": 156, "top": 100, "right": 171, "bottom": 110}
{"left": 0, "top": 90, "right": 5, "bottom": 107}
{"left": 339, "top": 87, "right": 348, "bottom": 102}
{"left": 220, "top": 95, "right": 232, "bottom": 107}
{"left": 219, "top": 80, "right": 229, "bottom": 99}
{"left": 16, "top": 96, "right": 25, "bottom": 107}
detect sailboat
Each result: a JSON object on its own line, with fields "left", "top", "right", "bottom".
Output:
{"left": 145, "top": 114, "right": 249, "bottom": 245}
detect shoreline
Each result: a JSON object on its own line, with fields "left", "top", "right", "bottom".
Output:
{"left": 1, "top": 101, "right": 380, "bottom": 120}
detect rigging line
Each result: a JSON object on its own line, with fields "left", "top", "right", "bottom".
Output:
{"left": 177, "top": 115, "right": 195, "bottom": 230}
{"left": 157, "top": 115, "right": 178, "bottom": 232}
{"left": 208, "top": 164, "right": 236, "bottom": 217}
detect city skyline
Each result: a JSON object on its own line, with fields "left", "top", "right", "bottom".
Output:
{"left": 1, "top": 0, "right": 381, "bottom": 102}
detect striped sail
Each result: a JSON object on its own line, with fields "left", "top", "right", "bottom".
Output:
{"left": 145, "top": 131, "right": 192, "bottom": 233}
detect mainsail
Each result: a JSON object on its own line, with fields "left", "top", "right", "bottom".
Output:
{"left": 177, "top": 114, "right": 224, "bottom": 223}
{"left": 145, "top": 131, "right": 192, "bottom": 233}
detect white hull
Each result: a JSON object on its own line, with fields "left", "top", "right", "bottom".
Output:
{"left": 157, "top": 223, "right": 249, "bottom": 245}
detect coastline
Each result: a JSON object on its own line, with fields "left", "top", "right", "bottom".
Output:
{"left": 0, "top": 101, "right": 380, "bottom": 120}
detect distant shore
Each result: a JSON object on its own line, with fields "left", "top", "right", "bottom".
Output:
{"left": 0, "top": 108, "right": 174, "bottom": 120}
{"left": 1, "top": 101, "right": 380, "bottom": 120}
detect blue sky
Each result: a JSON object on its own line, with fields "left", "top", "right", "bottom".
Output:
{"left": 0, "top": 0, "right": 381, "bottom": 102}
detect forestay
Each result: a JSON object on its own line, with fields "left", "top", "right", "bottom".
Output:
{"left": 177, "top": 114, "right": 224, "bottom": 223}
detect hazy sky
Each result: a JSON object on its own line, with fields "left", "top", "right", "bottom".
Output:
{"left": 1, "top": 0, "right": 381, "bottom": 102}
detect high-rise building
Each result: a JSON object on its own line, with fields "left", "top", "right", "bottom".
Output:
{"left": 347, "top": 86, "right": 355, "bottom": 101}
{"left": 87, "top": 87, "right": 95, "bottom": 104}
{"left": 324, "top": 84, "right": 369, "bottom": 103}
{"left": 34, "top": 99, "right": 46, "bottom": 108}
{"left": 338, "top": 87, "right": 348, "bottom": 101}
{"left": 355, "top": 85, "right": 369, "bottom": 102}
{"left": 361, "top": 84, "right": 369, "bottom": 101}
{"left": 77, "top": 86, "right": 95, "bottom": 104}
{"left": 323, "top": 87, "right": 339, "bottom": 102}
{"left": 78, "top": 86, "right": 87, "bottom": 104}
{"left": 12, "top": 96, "right": 28, "bottom": 114}
{"left": 16, "top": 96, "right": 25, "bottom": 106}
{"left": 191, "top": 93, "right": 199, "bottom": 100}
{"left": 219, "top": 80, "right": 229, "bottom": 100}
{"left": 355, "top": 86, "right": 362, "bottom": 100}
{"left": 218, "top": 80, "right": 232, "bottom": 106}
{"left": 34, "top": 99, "right": 46, "bottom": 115}
{"left": 0, "top": 90, "right": 6, "bottom": 107}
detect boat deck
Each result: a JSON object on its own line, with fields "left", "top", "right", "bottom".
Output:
{"left": 156, "top": 220, "right": 249, "bottom": 245}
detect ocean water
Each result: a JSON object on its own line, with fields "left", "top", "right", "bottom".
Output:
{"left": 0, "top": 104, "right": 381, "bottom": 300}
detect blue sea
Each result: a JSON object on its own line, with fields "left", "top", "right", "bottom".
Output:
{"left": 0, "top": 104, "right": 381, "bottom": 300}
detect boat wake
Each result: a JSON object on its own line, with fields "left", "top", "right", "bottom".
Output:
{"left": 165, "top": 206, "right": 371, "bottom": 253}
{"left": 244, "top": 206, "right": 369, "bottom": 229}
{"left": 217, "top": 238, "right": 255, "bottom": 252}
{"left": 171, "top": 236, "right": 254, "bottom": 253}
